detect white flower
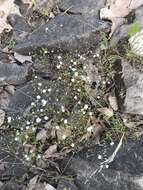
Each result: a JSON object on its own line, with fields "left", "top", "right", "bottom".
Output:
{"left": 59, "top": 61, "right": 63, "bottom": 65}
{"left": 74, "top": 96, "right": 78, "bottom": 100}
{"left": 84, "top": 104, "right": 88, "bottom": 110}
{"left": 37, "top": 154, "right": 41, "bottom": 159}
{"left": 62, "top": 135, "right": 66, "bottom": 140}
{"left": 37, "top": 95, "right": 41, "bottom": 100}
{"left": 14, "top": 137, "right": 19, "bottom": 141}
{"left": 32, "top": 127, "right": 36, "bottom": 131}
{"left": 44, "top": 116, "right": 49, "bottom": 120}
{"left": 110, "top": 142, "right": 114, "bottom": 146}
{"left": 98, "top": 155, "right": 102, "bottom": 160}
{"left": 74, "top": 72, "right": 78, "bottom": 77}
{"left": 36, "top": 117, "right": 41, "bottom": 123}
{"left": 45, "top": 27, "right": 49, "bottom": 31}
{"left": 35, "top": 76, "right": 38, "bottom": 79}
{"left": 48, "top": 88, "right": 52, "bottom": 92}
{"left": 61, "top": 106, "right": 65, "bottom": 112}
{"left": 26, "top": 126, "right": 30, "bottom": 130}
{"left": 31, "top": 102, "right": 35, "bottom": 106}
{"left": 7, "top": 117, "right": 12, "bottom": 123}
{"left": 102, "top": 81, "right": 106, "bottom": 85}
{"left": 105, "top": 165, "right": 109, "bottom": 168}
{"left": 97, "top": 96, "right": 100, "bottom": 99}
{"left": 42, "top": 89, "right": 47, "bottom": 93}
{"left": 44, "top": 50, "right": 48, "bottom": 54}
{"left": 57, "top": 55, "right": 62, "bottom": 59}
{"left": 56, "top": 65, "right": 61, "bottom": 69}
{"left": 56, "top": 126, "right": 59, "bottom": 130}
{"left": 26, "top": 121, "right": 30, "bottom": 125}
{"left": 83, "top": 65, "right": 87, "bottom": 69}
{"left": 41, "top": 99, "right": 47, "bottom": 106}
{"left": 87, "top": 126, "right": 93, "bottom": 132}
{"left": 64, "top": 119, "right": 68, "bottom": 124}
{"left": 73, "top": 62, "right": 77, "bottom": 65}
{"left": 38, "top": 83, "right": 42, "bottom": 87}
{"left": 71, "top": 143, "right": 75, "bottom": 147}
{"left": 71, "top": 78, "right": 75, "bottom": 83}
{"left": 40, "top": 109, "right": 43, "bottom": 112}
{"left": 72, "top": 68, "right": 76, "bottom": 72}
{"left": 89, "top": 112, "right": 93, "bottom": 116}
{"left": 77, "top": 89, "right": 81, "bottom": 92}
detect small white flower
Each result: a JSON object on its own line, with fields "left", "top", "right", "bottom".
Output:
{"left": 26, "top": 121, "right": 30, "bottom": 125}
{"left": 48, "top": 88, "right": 52, "bottom": 92}
{"left": 107, "top": 81, "right": 111, "bottom": 84}
{"left": 40, "top": 109, "right": 43, "bottom": 112}
{"left": 37, "top": 95, "right": 41, "bottom": 100}
{"left": 59, "top": 61, "right": 63, "bottom": 65}
{"left": 102, "top": 81, "right": 106, "bottom": 85}
{"left": 14, "top": 137, "right": 19, "bottom": 141}
{"left": 26, "top": 126, "right": 30, "bottom": 130}
{"left": 45, "top": 27, "right": 49, "bottom": 31}
{"left": 73, "top": 61, "right": 77, "bottom": 65}
{"left": 77, "top": 89, "right": 81, "bottom": 92}
{"left": 97, "top": 96, "right": 100, "bottom": 99}
{"left": 44, "top": 116, "right": 49, "bottom": 120}
{"left": 87, "top": 126, "right": 93, "bottom": 132}
{"left": 36, "top": 117, "right": 41, "bottom": 123}
{"left": 64, "top": 119, "right": 68, "bottom": 124}
{"left": 105, "top": 165, "right": 109, "bottom": 168}
{"left": 44, "top": 50, "right": 48, "bottom": 54}
{"left": 110, "top": 142, "right": 114, "bottom": 146}
{"left": 41, "top": 99, "right": 47, "bottom": 106}
{"left": 57, "top": 65, "right": 61, "bottom": 69}
{"left": 72, "top": 68, "right": 76, "bottom": 72}
{"left": 96, "top": 53, "right": 100, "bottom": 57}
{"left": 98, "top": 155, "right": 102, "bottom": 160}
{"left": 38, "top": 83, "right": 42, "bottom": 87}
{"left": 84, "top": 104, "right": 88, "bottom": 110}
{"left": 35, "top": 76, "right": 38, "bottom": 79}
{"left": 62, "top": 135, "right": 66, "bottom": 140}
{"left": 71, "top": 78, "right": 75, "bottom": 83}
{"left": 7, "top": 117, "right": 12, "bottom": 123}
{"left": 89, "top": 112, "right": 93, "bottom": 116}
{"left": 71, "top": 143, "right": 75, "bottom": 147}
{"left": 74, "top": 72, "right": 78, "bottom": 77}
{"left": 74, "top": 96, "right": 78, "bottom": 100}
{"left": 57, "top": 55, "right": 62, "bottom": 59}
{"left": 58, "top": 77, "right": 62, "bottom": 80}
{"left": 83, "top": 65, "right": 87, "bottom": 69}
{"left": 42, "top": 89, "right": 47, "bottom": 93}
{"left": 31, "top": 102, "right": 35, "bottom": 106}
{"left": 32, "top": 127, "right": 36, "bottom": 131}
{"left": 61, "top": 106, "right": 65, "bottom": 112}
{"left": 56, "top": 126, "right": 59, "bottom": 130}
{"left": 82, "top": 57, "right": 86, "bottom": 60}
{"left": 37, "top": 154, "right": 41, "bottom": 159}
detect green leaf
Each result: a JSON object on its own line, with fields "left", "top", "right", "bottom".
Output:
{"left": 128, "top": 21, "right": 141, "bottom": 37}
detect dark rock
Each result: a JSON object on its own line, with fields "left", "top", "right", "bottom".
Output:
{"left": 57, "top": 179, "right": 78, "bottom": 190}
{"left": 61, "top": 138, "right": 143, "bottom": 190}
{"left": 15, "top": 0, "right": 110, "bottom": 55}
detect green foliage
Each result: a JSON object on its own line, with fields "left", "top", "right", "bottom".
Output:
{"left": 100, "top": 32, "right": 109, "bottom": 50}
{"left": 128, "top": 21, "right": 141, "bottom": 37}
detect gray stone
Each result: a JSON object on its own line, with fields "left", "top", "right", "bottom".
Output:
{"left": 15, "top": 0, "right": 110, "bottom": 54}
{"left": 61, "top": 139, "right": 143, "bottom": 190}
{"left": 122, "top": 61, "right": 143, "bottom": 115}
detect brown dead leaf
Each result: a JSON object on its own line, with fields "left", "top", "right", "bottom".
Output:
{"left": 0, "top": 109, "right": 5, "bottom": 127}
{"left": 86, "top": 116, "right": 106, "bottom": 143}
{"left": 97, "top": 107, "right": 114, "bottom": 119}
{"left": 0, "top": 0, "right": 21, "bottom": 34}
{"left": 56, "top": 127, "right": 71, "bottom": 141}
{"left": 43, "top": 144, "right": 57, "bottom": 159}
{"left": 108, "top": 95, "right": 118, "bottom": 111}
{"left": 100, "top": 0, "right": 143, "bottom": 36}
